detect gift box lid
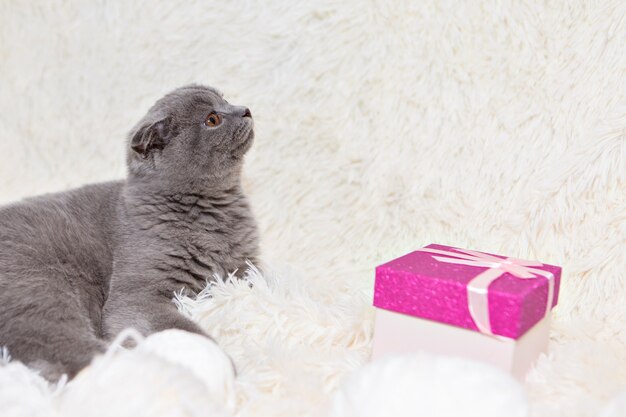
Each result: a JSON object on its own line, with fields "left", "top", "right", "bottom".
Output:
{"left": 373, "top": 243, "right": 562, "bottom": 339}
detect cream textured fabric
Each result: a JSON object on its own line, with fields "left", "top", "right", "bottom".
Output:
{"left": 0, "top": 1, "right": 624, "bottom": 416}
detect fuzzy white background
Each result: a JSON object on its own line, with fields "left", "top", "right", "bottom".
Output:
{"left": 0, "top": 1, "right": 625, "bottom": 417}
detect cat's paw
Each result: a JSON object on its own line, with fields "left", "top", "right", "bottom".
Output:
{"left": 27, "top": 359, "right": 67, "bottom": 383}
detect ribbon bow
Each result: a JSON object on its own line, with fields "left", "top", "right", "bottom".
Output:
{"left": 417, "top": 247, "right": 555, "bottom": 336}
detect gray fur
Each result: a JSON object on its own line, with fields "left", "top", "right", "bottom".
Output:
{"left": 0, "top": 85, "right": 259, "bottom": 380}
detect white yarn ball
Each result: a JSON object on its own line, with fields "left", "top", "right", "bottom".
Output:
{"left": 58, "top": 329, "right": 236, "bottom": 417}
{"left": 137, "top": 329, "right": 237, "bottom": 411}
{"left": 330, "top": 353, "right": 528, "bottom": 417}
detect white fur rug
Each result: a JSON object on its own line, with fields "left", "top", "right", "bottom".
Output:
{"left": 0, "top": 1, "right": 625, "bottom": 416}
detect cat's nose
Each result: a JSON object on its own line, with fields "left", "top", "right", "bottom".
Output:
{"left": 231, "top": 106, "right": 252, "bottom": 118}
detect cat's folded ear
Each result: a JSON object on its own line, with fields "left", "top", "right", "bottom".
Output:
{"left": 130, "top": 116, "right": 177, "bottom": 157}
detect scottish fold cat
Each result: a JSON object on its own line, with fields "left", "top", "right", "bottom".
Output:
{"left": 0, "top": 85, "right": 259, "bottom": 379}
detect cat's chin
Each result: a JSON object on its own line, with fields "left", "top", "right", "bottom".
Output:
{"left": 233, "top": 138, "right": 253, "bottom": 157}
{"left": 232, "top": 129, "right": 254, "bottom": 156}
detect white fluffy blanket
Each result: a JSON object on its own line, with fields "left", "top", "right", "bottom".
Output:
{"left": 0, "top": 1, "right": 624, "bottom": 416}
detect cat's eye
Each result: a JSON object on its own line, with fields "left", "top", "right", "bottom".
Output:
{"left": 205, "top": 112, "right": 222, "bottom": 127}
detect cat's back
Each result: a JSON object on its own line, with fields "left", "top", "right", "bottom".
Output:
{"left": 0, "top": 181, "right": 123, "bottom": 286}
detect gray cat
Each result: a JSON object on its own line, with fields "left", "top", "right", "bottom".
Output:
{"left": 0, "top": 85, "right": 259, "bottom": 380}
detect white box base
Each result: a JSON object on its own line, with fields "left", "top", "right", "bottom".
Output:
{"left": 371, "top": 308, "right": 550, "bottom": 380}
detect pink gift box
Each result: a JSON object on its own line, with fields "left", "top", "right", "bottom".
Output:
{"left": 371, "top": 244, "right": 562, "bottom": 378}
{"left": 373, "top": 243, "right": 561, "bottom": 339}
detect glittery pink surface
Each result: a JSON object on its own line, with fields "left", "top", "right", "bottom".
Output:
{"left": 373, "top": 243, "right": 562, "bottom": 339}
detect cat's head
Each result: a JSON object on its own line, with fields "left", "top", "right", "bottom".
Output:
{"left": 126, "top": 84, "right": 254, "bottom": 191}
